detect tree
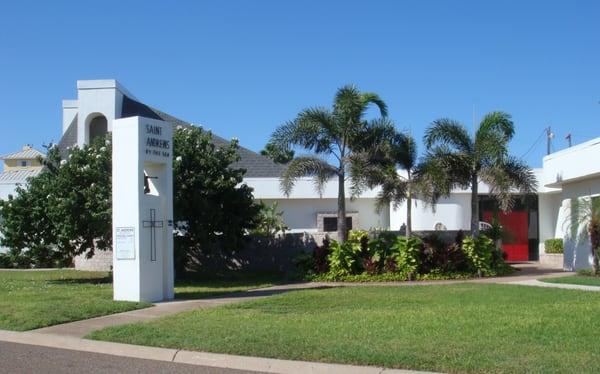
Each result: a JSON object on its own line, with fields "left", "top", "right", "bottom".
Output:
{"left": 0, "top": 168, "right": 63, "bottom": 267}
{"left": 269, "top": 85, "right": 389, "bottom": 242}
{"left": 1, "top": 127, "right": 261, "bottom": 273}
{"left": 260, "top": 142, "right": 294, "bottom": 164}
{"left": 422, "top": 111, "right": 537, "bottom": 236}
{"left": 352, "top": 130, "right": 423, "bottom": 237}
{"left": 173, "top": 126, "right": 260, "bottom": 275}
{"left": 251, "top": 201, "right": 288, "bottom": 238}
{"left": 0, "top": 137, "right": 112, "bottom": 266}
{"left": 48, "top": 138, "right": 112, "bottom": 259}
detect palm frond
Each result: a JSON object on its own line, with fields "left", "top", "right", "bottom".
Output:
{"left": 280, "top": 156, "right": 337, "bottom": 197}
{"left": 347, "top": 150, "right": 392, "bottom": 198}
{"left": 479, "top": 156, "right": 537, "bottom": 211}
{"left": 474, "top": 111, "right": 514, "bottom": 163}
{"left": 424, "top": 118, "right": 473, "bottom": 153}
{"left": 390, "top": 132, "right": 417, "bottom": 171}
{"left": 333, "top": 85, "right": 363, "bottom": 123}
{"left": 360, "top": 92, "right": 388, "bottom": 117}
{"left": 476, "top": 111, "right": 515, "bottom": 143}
{"left": 270, "top": 108, "right": 336, "bottom": 156}
{"left": 414, "top": 148, "right": 471, "bottom": 206}
{"left": 351, "top": 117, "right": 396, "bottom": 155}
{"left": 375, "top": 172, "right": 409, "bottom": 213}
{"left": 293, "top": 108, "right": 337, "bottom": 154}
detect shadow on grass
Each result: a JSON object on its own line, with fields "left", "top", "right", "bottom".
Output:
{"left": 47, "top": 276, "right": 112, "bottom": 285}
{"left": 172, "top": 270, "right": 309, "bottom": 300}
{"left": 176, "top": 284, "right": 334, "bottom": 301}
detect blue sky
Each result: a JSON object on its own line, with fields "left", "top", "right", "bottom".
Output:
{"left": 1, "top": 0, "right": 598, "bottom": 168}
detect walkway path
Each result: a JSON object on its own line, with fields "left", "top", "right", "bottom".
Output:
{"left": 33, "top": 283, "right": 326, "bottom": 338}
{"left": 501, "top": 278, "right": 600, "bottom": 291}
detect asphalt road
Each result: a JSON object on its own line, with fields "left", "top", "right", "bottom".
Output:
{"left": 0, "top": 341, "right": 264, "bottom": 374}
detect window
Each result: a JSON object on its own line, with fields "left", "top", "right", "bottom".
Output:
{"left": 323, "top": 217, "right": 353, "bottom": 232}
{"left": 20, "top": 161, "right": 28, "bottom": 167}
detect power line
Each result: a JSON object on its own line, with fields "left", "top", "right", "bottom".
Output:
{"left": 520, "top": 128, "right": 546, "bottom": 160}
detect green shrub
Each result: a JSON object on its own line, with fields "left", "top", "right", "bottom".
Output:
{"left": 482, "top": 219, "right": 503, "bottom": 242}
{"left": 307, "top": 229, "right": 513, "bottom": 281}
{"left": 0, "top": 253, "right": 12, "bottom": 268}
{"left": 391, "top": 236, "right": 422, "bottom": 278}
{"left": 327, "top": 232, "right": 367, "bottom": 277}
{"left": 462, "top": 235, "right": 495, "bottom": 276}
{"left": 544, "top": 238, "right": 563, "bottom": 254}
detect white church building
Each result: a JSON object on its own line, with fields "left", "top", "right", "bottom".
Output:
{"left": 5, "top": 79, "right": 600, "bottom": 271}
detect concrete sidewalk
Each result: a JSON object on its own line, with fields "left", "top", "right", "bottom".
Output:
{"left": 33, "top": 283, "right": 329, "bottom": 338}
{"left": 0, "top": 330, "right": 437, "bottom": 374}
{"left": 501, "top": 279, "right": 600, "bottom": 291}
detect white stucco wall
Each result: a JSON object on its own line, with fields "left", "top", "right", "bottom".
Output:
{"left": 543, "top": 138, "right": 600, "bottom": 188}
{"left": 539, "top": 137, "right": 600, "bottom": 270}
{"left": 553, "top": 176, "right": 600, "bottom": 271}
{"left": 537, "top": 192, "right": 562, "bottom": 255}
{"left": 73, "top": 80, "right": 127, "bottom": 146}
{"left": 390, "top": 194, "right": 472, "bottom": 231}
{"left": 62, "top": 100, "right": 78, "bottom": 133}
{"left": 0, "top": 183, "right": 18, "bottom": 201}
{"left": 258, "top": 198, "right": 389, "bottom": 233}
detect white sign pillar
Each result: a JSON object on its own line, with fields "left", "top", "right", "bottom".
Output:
{"left": 112, "top": 116, "right": 174, "bottom": 302}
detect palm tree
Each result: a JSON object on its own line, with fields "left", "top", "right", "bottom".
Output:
{"left": 422, "top": 111, "right": 537, "bottom": 236}
{"left": 351, "top": 130, "right": 422, "bottom": 237}
{"left": 269, "top": 85, "right": 389, "bottom": 242}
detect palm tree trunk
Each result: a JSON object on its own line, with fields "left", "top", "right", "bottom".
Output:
{"left": 337, "top": 171, "right": 347, "bottom": 242}
{"left": 406, "top": 195, "right": 412, "bottom": 238}
{"left": 471, "top": 173, "right": 479, "bottom": 236}
{"left": 406, "top": 170, "right": 412, "bottom": 238}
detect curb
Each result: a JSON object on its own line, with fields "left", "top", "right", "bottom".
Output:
{"left": 0, "top": 330, "right": 438, "bottom": 374}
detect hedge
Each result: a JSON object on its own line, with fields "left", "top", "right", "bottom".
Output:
{"left": 545, "top": 238, "right": 563, "bottom": 254}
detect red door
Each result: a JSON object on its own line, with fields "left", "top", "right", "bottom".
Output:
{"left": 483, "top": 211, "right": 529, "bottom": 261}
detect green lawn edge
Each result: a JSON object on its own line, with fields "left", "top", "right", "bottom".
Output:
{"left": 0, "top": 269, "right": 284, "bottom": 331}
{"left": 539, "top": 275, "right": 600, "bottom": 287}
{"left": 87, "top": 283, "right": 600, "bottom": 374}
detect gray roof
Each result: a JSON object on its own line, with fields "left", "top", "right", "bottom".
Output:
{"left": 57, "top": 96, "right": 285, "bottom": 178}
{"left": 0, "top": 147, "right": 44, "bottom": 160}
{"left": 0, "top": 169, "right": 41, "bottom": 183}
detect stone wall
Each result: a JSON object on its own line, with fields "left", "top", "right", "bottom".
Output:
{"left": 539, "top": 253, "right": 564, "bottom": 269}
{"left": 74, "top": 250, "right": 112, "bottom": 272}
{"left": 74, "top": 230, "right": 464, "bottom": 273}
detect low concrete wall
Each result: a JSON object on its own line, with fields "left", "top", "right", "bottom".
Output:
{"left": 539, "top": 253, "right": 564, "bottom": 269}
{"left": 75, "top": 233, "right": 324, "bottom": 273}
{"left": 182, "top": 233, "right": 321, "bottom": 274}
{"left": 74, "top": 250, "right": 112, "bottom": 272}
{"left": 74, "top": 230, "right": 465, "bottom": 274}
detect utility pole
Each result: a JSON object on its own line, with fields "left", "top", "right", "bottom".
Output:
{"left": 546, "top": 126, "right": 554, "bottom": 155}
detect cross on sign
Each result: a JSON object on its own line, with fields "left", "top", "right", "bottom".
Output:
{"left": 142, "top": 209, "right": 163, "bottom": 262}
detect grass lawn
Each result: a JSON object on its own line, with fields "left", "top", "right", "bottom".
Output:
{"left": 540, "top": 275, "right": 600, "bottom": 287}
{"left": 174, "top": 271, "right": 284, "bottom": 299}
{"left": 0, "top": 270, "right": 149, "bottom": 331}
{"left": 0, "top": 269, "right": 283, "bottom": 331}
{"left": 90, "top": 284, "right": 600, "bottom": 374}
